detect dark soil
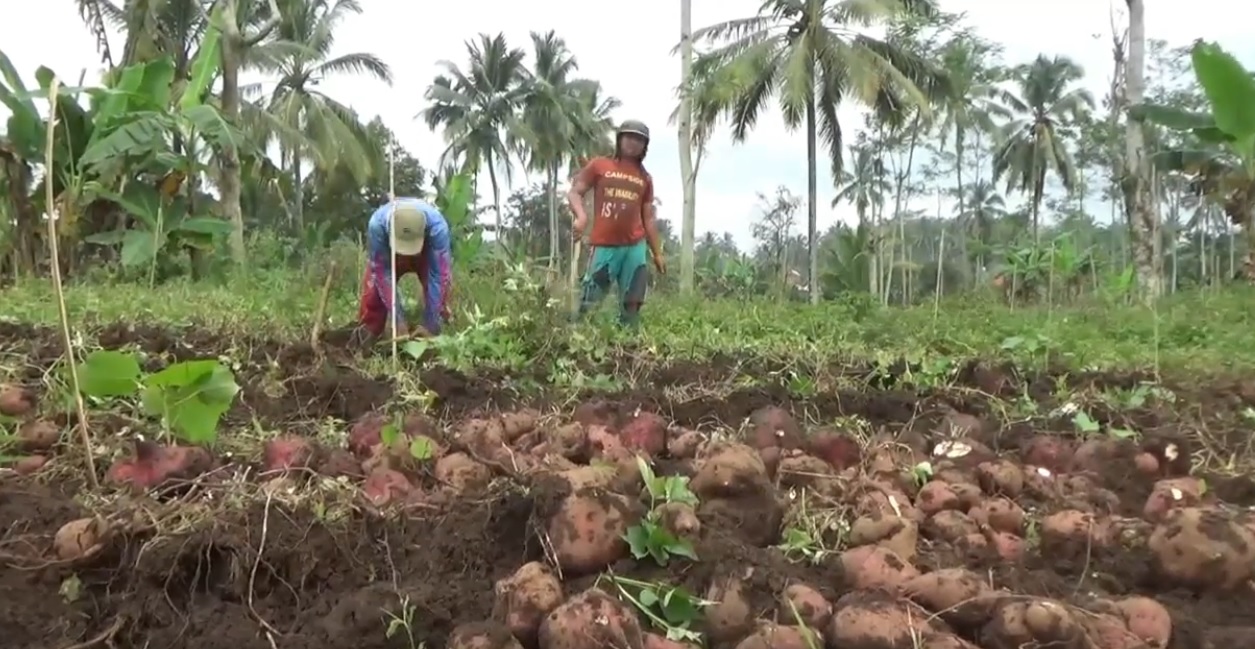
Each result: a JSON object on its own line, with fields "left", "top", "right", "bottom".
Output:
{"left": 4, "top": 322, "right": 1255, "bottom": 648}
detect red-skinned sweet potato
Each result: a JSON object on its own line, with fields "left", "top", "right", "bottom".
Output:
{"left": 538, "top": 588, "right": 643, "bottom": 649}
{"left": 747, "top": 405, "right": 802, "bottom": 450}
{"left": 106, "top": 442, "right": 213, "bottom": 489}
{"left": 493, "top": 561, "right": 563, "bottom": 646}
{"left": 546, "top": 489, "right": 637, "bottom": 576}
{"left": 262, "top": 435, "right": 314, "bottom": 473}
{"left": 447, "top": 621, "right": 523, "bottom": 649}
{"left": 0, "top": 384, "right": 35, "bottom": 417}
{"left": 620, "top": 411, "right": 668, "bottom": 456}
{"left": 840, "top": 545, "right": 919, "bottom": 591}
{"left": 16, "top": 419, "right": 59, "bottom": 452}
{"left": 780, "top": 583, "right": 831, "bottom": 629}
{"left": 361, "top": 467, "right": 412, "bottom": 506}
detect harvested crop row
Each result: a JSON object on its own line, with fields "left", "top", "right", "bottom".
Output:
{"left": 16, "top": 399, "right": 1255, "bottom": 648}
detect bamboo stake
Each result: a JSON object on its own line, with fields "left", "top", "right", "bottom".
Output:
{"left": 310, "top": 260, "right": 337, "bottom": 353}
{"left": 387, "top": 149, "right": 398, "bottom": 372}
{"left": 569, "top": 240, "right": 582, "bottom": 311}
{"left": 44, "top": 77, "right": 100, "bottom": 488}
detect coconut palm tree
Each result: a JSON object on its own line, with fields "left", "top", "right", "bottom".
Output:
{"left": 422, "top": 33, "right": 529, "bottom": 238}
{"left": 833, "top": 144, "right": 890, "bottom": 294}
{"left": 248, "top": 0, "right": 392, "bottom": 229}
{"left": 515, "top": 31, "right": 617, "bottom": 269}
{"left": 958, "top": 179, "right": 1007, "bottom": 272}
{"left": 989, "top": 55, "right": 1094, "bottom": 240}
{"left": 686, "top": 0, "right": 949, "bottom": 304}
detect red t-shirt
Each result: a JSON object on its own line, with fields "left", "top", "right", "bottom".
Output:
{"left": 576, "top": 156, "right": 653, "bottom": 246}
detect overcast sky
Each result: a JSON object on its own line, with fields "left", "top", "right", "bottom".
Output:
{"left": 1, "top": 0, "right": 1249, "bottom": 248}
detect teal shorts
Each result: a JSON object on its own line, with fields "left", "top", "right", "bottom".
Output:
{"left": 577, "top": 240, "right": 649, "bottom": 324}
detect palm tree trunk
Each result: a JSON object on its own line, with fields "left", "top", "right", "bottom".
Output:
{"left": 547, "top": 163, "right": 559, "bottom": 270}
{"left": 805, "top": 93, "right": 819, "bottom": 304}
{"left": 217, "top": 0, "right": 282, "bottom": 264}
{"left": 678, "top": 0, "right": 696, "bottom": 295}
{"left": 293, "top": 154, "right": 305, "bottom": 231}
{"left": 488, "top": 162, "right": 503, "bottom": 246}
{"left": 1122, "top": 0, "right": 1161, "bottom": 301}
{"left": 954, "top": 129, "right": 970, "bottom": 285}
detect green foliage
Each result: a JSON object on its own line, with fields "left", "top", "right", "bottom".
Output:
{"left": 76, "top": 350, "right": 239, "bottom": 444}
{"left": 624, "top": 456, "right": 699, "bottom": 566}
{"left": 83, "top": 184, "right": 233, "bottom": 267}
{"left": 435, "top": 172, "right": 483, "bottom": 267}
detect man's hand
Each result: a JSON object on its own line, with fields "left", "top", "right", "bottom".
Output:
{"left": 653, "top": 254, "right": 667, "bottom": 275}
{"left": 391, "top": 320, "right": 409, "bottom": 339}
{"left": 571, "top": 216, "right": 587, "bottom": 240}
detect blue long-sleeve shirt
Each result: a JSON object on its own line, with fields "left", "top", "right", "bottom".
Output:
{"left": 366, "top": 198, "right": 453, "bottom": 334}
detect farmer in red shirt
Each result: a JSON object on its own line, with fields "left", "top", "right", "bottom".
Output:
{"left": 567, "top": 119, "right": 666, "bottom": 327}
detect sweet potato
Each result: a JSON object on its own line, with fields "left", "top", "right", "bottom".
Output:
{"left": 985, "top": 530, "right": 1026, "bottom": 560}
{"left": 106, "top": 442, "right": 213, "bottom": 489}
{"left": 493, "top": 561, "right": 563, "bottom": 647}
{"left": 448, "top": 621, "right": 524, "bottom": 649}
{"left": 925, "top": 510, "right": 980, "bottom": 543}
{"left": 915, "top": 481, "right": 962, "bottom": 515}
{"left": 980, "top": 599, "right": 1083, "bottom": 649}
{"left": 16, "top": 419, "right": 59, "bottom": 452}
{"left": 1040, "top": 510, "right": 1107, "bottom": 550}
{"left": 921, "top": 633, "right": 980, "bottom": 649}
{"left": 970, "top": 497, "right": 1025, "bottom": 535}
{"left": 587, "top": 424, "right": 628, "bottom": 461}
{"left": 435, "top": 453, "right": 493, "bottom": 492}
{"left": 348, "top": 412, "right": 387, "bottom": 457}
{"left": 317, "top": 449, "right": 363, "bottom": 478}
{"left": 54, "top": 517, "right": 108, "bottom": 561}
{"left": 546, "top": 489, "right": 636, "bottom": 576}
{"left": 1115, "top": 596, "right": 1172, "bottom": 648}
{"left": 1072, "top": 438, "right": 1126, "bottom": 474}
{"left": 621, "top": 411, "right": 669, "bottom": 456}
{"left": 780, "top": 583, "right": 831, "bottom": 629}
{"left": 655, "top": 502, "right": 701, "bottom": 541}
{"left": 941, "top": 411, "right": 984, "bottom": 437}
{"left": 848, "top": 513, "right": 919, "bottom": 561}
{"left": 840, "top": 544, "right": 919, "bottom": 591}
{"left": 0, "top": 384, "right": 34, "bottom": 417}
{"left": 362, "top": 467, "right": 412, "bottom": 506}
{"left": 703, "top": 575, "right": 753, "bottom": 643}
{"left": 1022, "top": 436, "right": 1074, "bottom": 472}
{"left": 690, "top": 442, "right": 770, "bottom": 500}
{"left": 500, "top": 409, "right": 540, "bottom": 443}
{"left": 572, "top": 400, "right": 615, "bottom": 427}
{"left": 1134, "top": 452, "right": 1160, "bottom": 476}
{"left": 456, "top": 418, "right": 514, "bottom": 467}
{"left": 548, "top": 423, "right": 590, "bottom": 461}
{"left": 747, "top": 405, "right": 802, "bottom": 450}
{"left": 667, "top": 429, "right": 703, "bottom": 459}
{"left": 1081, "top": 614, "right": 1145, "bottom": 649}
{"left": 1143, "top": 477, "right": 1204, "bottom": 521}
{"left": 733, "top": 622, "right": 815, "bottom": 649}
{"left": 902, "top": 568, "right": 995, "bottom": 626}
{"left": 1141, "top": 438, "right": 1190, "bottom": 477}
{"left": 538, "top": 587, "right": 643, "bottom": 649}
{"left": 776, "top": 454, "right": 836, "bottom": 491}
{"left": 262, "top": 435, "right": 313, "bottom": 473}
{"left": 827, "top": 591, "right": 935, "bottom": 648}
{"left": 14, "top": 454, "right": 48, "bottom": 475}
{"left": 975, "top": 459, "right": 1024, "bottom": 497}
{"left": 1148, "top": 507, "right": 1255, "bottom": 589}
{"left": 808, "top": 431, "right": 862, "bottom": 470}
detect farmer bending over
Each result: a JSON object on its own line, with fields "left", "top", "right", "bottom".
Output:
{"left": 358, "top": 198, "right": 452, "bottom": 340}
{"left": 568, "top": 119, "right": 666, "bottom": 327}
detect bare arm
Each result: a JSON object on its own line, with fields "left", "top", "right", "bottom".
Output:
{"left": 567, "top": 175, "right": 592, "bottom": 221}
{"left": 642, "top": 184, "right": 663, "bottom": 262}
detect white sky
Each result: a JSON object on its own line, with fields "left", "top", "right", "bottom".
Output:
{"left": 1, "top": 0, "right": 1250, "bottom": 248}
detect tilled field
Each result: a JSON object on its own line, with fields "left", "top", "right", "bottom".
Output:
{"left": 3, "top": 322, "right": 1255, "bottom": 649}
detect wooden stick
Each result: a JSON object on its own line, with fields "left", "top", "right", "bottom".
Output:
{"left": 569, "top": 240, "right": 582, "bottom": 311}
{"left": 310, "top": 260, "right": 337, "bottom": 352}
{"left": 43, "top": 77, "right": 100, "bottom": 488}
{"left": 387, "top": 148, "right": 397, "bottom": 371}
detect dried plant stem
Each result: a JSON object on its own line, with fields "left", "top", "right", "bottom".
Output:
{"left": 310, "top": 260, "right": 337, "bottom": 352}
{"left": 387, "top": 148, "right": 398, "bottom": 372}
{"left": 569, "top": 240, "right": 582, "bottom": 311}
{"left": 43, "top": 76, "right": 100, "bottom": 488}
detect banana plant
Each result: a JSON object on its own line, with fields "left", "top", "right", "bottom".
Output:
{"left": 1133, "top": 41, "right": 1255, "bottom": 276}
{"left": 83, "top": 182, "right": 232, "bottom": 273}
